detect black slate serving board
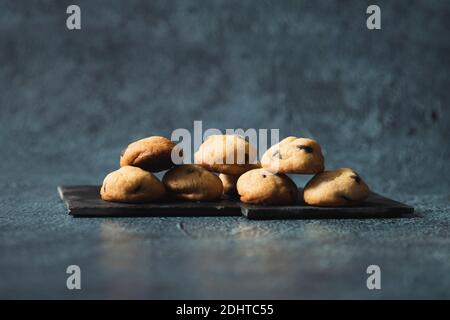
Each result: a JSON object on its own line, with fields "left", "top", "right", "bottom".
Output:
{"left": 57, "top": 186, "right": 241, "bottom": 217}
{"left": 58, "top": 185, "right": 414, "bottom": 219}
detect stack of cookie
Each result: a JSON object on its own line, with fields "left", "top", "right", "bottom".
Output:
{"left": 239, "top": 136, "right": 370, "bottom": 206}
{"left": 194, "top": 134, "right": 259, "bottom": 196}
{"left": 101, "top": 136, "right": 174, "bottom": 202}
{"left": 101, "top": 135, "right": 225, "bottom": 203}
{"left": 100, "top": 134, "right": 370, "bottom": 207}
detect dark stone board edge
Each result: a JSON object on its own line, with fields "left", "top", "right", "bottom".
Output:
{"left": 58, "top": 186, "right": 415, "bottom": 220}
{"left": 57, "top": 186, "right": 242, "bottom": 217}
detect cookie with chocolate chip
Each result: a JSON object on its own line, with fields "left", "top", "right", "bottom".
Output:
{"left": 162, "top": 164, "right": 223, "bottom": 201}
{"left": 194, "top": 135, "right": 259, "bottom": 175}
{"left": 261, "top": 137, "right": 324, "bottom": 174}
{"left": 120, "top": 136, "right": 179, "bottom": 172}
{"left": 236, "top": 168, "right": 298, "bottom": 205}
{"left": 303, "top": 168, "right": 370, "bottom": 206}
{"left": 100, "top": 166, "right": 165, "bottom": 203}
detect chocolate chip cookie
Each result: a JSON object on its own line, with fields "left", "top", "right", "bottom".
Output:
{"left": 194, "top": 135, "right": 259, "bottom": 175}
{"left": 120, "top": 136, "right": 179, "bottom": 172}
{"left": 303, "top": 168, "right": 370, "bottom": 206}
{"left": 100, "top": 166, "right": 166, "bottom": 203}
{"left": 162, "top": 164, "right": 223, "bottom": 201}
{"left": 236, "top": 168, "right": 298, "bottom": 205}
{"left": 261, "top": 136, "right": 324, "bottom": 174}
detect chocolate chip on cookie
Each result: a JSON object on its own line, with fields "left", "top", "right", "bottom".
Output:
{"left": 100, "top": 166, "right": 166, "bottom": 203}
{"left": 236, "top": 168, "right": 298, "bottom": 205}
{"left": 261, "top": 136, "right": 324, "bottom": 174}
{"left": 120, "top": 136, "right": 179, "bottom": 172}
{"left": 303, "top": 168, "right": 370, "bottom": 206}
{"left": 272, "top": 150, "right": 282, "bottom": 159}
{"left": 162, "top": 164, "right": 223, "bottom": 201}
{"left": 297, "top": 145, "right": 313, "bottom": 153}
{"left": 194, "top": 135, "right": 259, "bottom": 175}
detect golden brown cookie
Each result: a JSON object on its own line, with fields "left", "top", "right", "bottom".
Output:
{"left": 236, "top": 168, "right": 298, "bottom": 205}
{"left": 219, "top": 173, "right": 239, "bottom": 195}
{"left": 194, "top": 135, "right": 259, "bottom": 175}
{"left": 120, "top": 136, "right": 179, "bottom": 172}
{"left": 261, "top": 136, "right": 324, "bottom": 174}
{"left": 162, "top": 164, "right": 223, "bottom": 201}
{"left": 303, "top": 168, "right": 370, "bottom": 206}
{"left": 100, "top": 166, "right": 165, "bottom": 203}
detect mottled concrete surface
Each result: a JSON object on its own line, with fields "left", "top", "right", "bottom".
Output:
{"left": 0, "top": 0, "right": 449, "bottom": 299}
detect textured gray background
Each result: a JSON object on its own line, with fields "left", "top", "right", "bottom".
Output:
{"left": 0, "top": 0, "right": 449, "bottom": 299}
